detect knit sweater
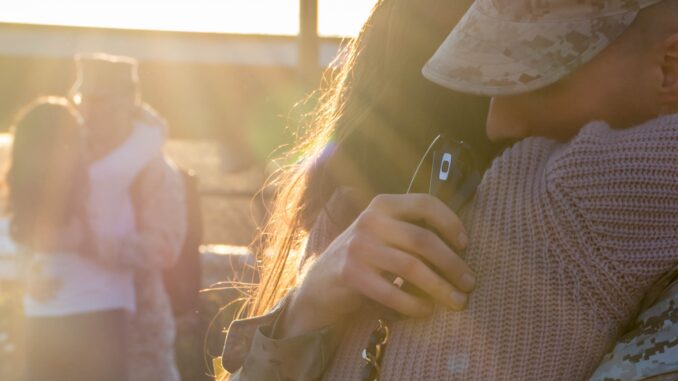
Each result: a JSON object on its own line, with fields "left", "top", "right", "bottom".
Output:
{"left": 318, "top": 115, "right": 678, "bottom": 380}
{"left": 223, "top": 114, "right": 678, "bottom": 380}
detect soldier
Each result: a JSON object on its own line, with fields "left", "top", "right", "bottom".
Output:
{"left": 70, "top": 53, "right": 186, "bottom": 381}
{"left": 424, "top": 0, "right": 678, "bottom": 379}
{"left": 588, "top": 265, "right": 678, "bottom": 381}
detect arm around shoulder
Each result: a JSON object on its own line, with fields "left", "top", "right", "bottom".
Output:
{"left": 221, "top": 291, "right": 344, "bottom": 381}
{"left": 91, "top": 155, "right": 187, "bottom": 270}
{"left": 220, "top": 188, "right": 362, "bottom": 380}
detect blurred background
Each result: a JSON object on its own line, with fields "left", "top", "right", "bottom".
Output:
{"left": 0, "top": 1, "right": 376, "bottom": 380}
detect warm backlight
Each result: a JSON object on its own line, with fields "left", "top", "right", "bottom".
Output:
{"left": 0, "top": 0, "right": 377, "bottom": 37}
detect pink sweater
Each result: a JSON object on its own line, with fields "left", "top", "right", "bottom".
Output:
{"left": 317, "top": 115, "right": 678, "bottom": 380}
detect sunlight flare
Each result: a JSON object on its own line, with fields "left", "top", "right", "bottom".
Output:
{"left": 0, "top": 0, "right": 378, "bottom": 37}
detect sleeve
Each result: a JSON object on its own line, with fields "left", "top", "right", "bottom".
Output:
{"left": 545, "top": 115, "right": 678, "bottom": 311}
{"left": 587, "top": 265, "right": 678, "bottom": 381}
{"left": 221, "top": 292, "right": 344, "bottom": 381}
{"left": 220, "top": 187, "right": 363, "bottom": 380}
{"left": 91, "top": 155, "right": 187, "bottom": 270}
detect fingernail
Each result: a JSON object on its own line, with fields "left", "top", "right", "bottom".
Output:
{"left": 457, "top": 232, "right": 469, "bottom": 249}
{"left": 448, "top": 289, "right": 467, "bottom": 309}
{"left": 461, "top": 273, "right": 476, "bottom": 291}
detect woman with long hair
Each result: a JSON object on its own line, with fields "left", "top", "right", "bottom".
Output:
{"left": 250, "top": 0, "right": 498, "bottom": 320}
{"left": 11, "top": 95, "right": 168, "bottom": 381}
{"left": 10, "top": 97, "right": 131, "bottom": 381}
{"left": 7, "top": 98, "right": 87, "bottom": 253}
{"left": 222, "top": 0, "right": 501, "bottom": 379}
{"left": 223, "top": 0, "right": 678, "bottom": 379}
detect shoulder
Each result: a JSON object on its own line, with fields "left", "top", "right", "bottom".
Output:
{"left": 478, "top": 137, "right": 560, "bottom": 197}
{"left": 550, "top": 113, "right": 678, "bottom": 163}
{"left": 490, "top": 136, "right": 559, "bottom": 169}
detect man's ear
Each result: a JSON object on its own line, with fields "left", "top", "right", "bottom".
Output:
{"left": 660, "top": 33, "right": 678, "bottom": 103}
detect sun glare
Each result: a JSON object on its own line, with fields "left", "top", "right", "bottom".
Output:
{"left": 319, "top": 0, "right": 377, "bottom": 37}
{"left": 0, "top": 0, "right": 377, "bottom": 37}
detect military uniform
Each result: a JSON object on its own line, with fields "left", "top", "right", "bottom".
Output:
{"left": 588, "top": 266, "right": 678, "bottom": 381}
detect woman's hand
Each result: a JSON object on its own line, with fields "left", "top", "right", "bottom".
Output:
{"left": 279, "top": 193, "right": 475, "bottom": 338}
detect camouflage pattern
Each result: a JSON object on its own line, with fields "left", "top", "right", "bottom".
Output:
{"left": 588, "top": 264, "right": 678, "bottom": 381}
{"left": 423, "top": 0, "right": 665, "bottom": 96}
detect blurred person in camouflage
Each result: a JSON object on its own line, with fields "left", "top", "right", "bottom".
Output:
{"left": 70, "top": 53, "right": 186, "bottom": 381}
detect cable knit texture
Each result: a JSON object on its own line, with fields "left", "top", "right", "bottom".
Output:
{"left": 313, "top": 115, "right": 678, "bottom": 380}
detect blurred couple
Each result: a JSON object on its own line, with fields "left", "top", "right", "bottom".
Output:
{"left": 10, "top": 54, "right": 186, "bottom": 381}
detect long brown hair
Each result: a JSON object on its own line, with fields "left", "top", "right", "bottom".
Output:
{"left": 248, "top": 0, "right": 502, "bottom": 318}
{"left": 6, "top": 96, "right": 86, "bottom": 250}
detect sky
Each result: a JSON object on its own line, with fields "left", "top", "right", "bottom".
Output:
{"left": 0, "top": 0, "right": 377, "bottom": 37}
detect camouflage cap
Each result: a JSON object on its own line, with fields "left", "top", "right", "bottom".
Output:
{"left": 422, "top": 0, "right": 665, "bottom": 96}
{"left": 71, "top": 53, "right": 140, "bottom": 99}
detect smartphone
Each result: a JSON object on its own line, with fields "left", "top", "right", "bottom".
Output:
{"left": 383, "top": 135, "right": 481, "bottom": 320}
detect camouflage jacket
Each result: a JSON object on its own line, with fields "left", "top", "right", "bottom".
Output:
{"left": 589, "top": 265, "right": 678, "bottom": 381}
